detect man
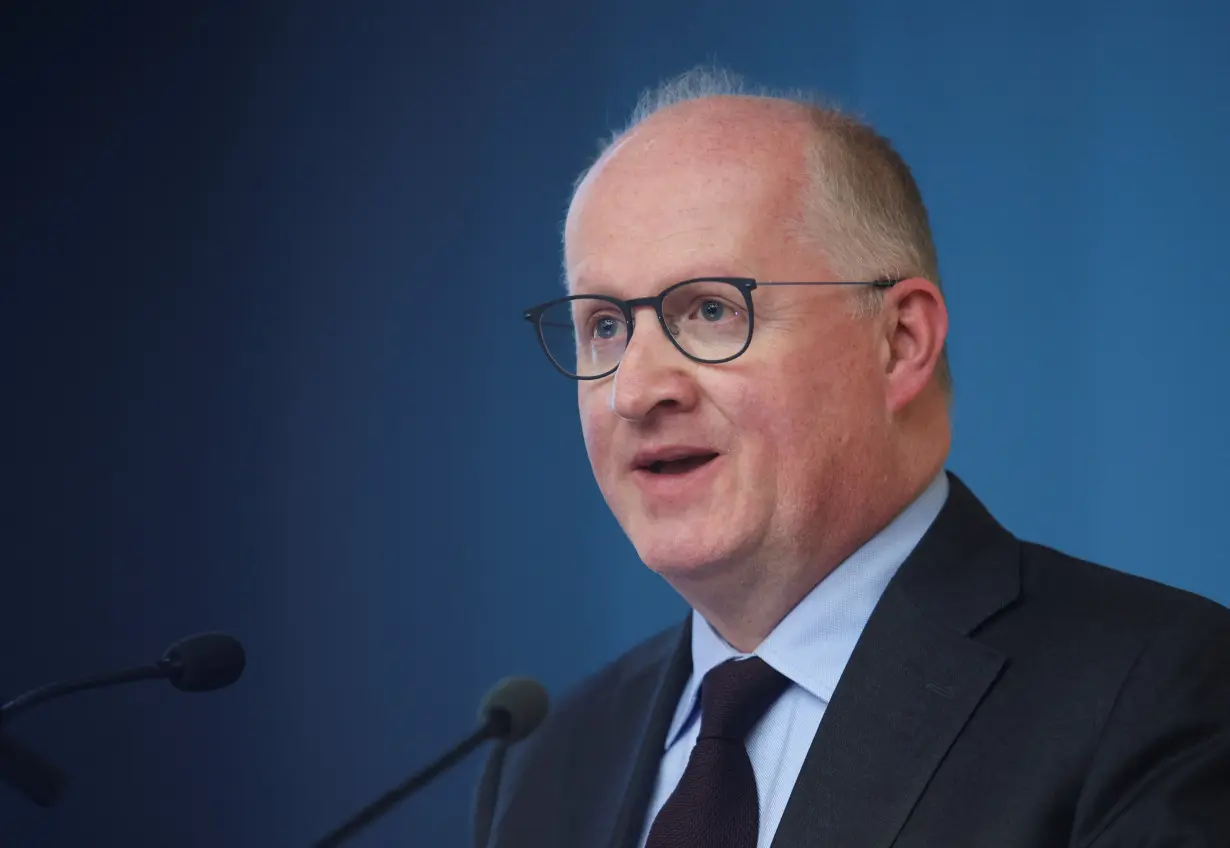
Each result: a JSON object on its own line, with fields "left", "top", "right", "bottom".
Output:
{"left": 475, "top": 68, "right": 1230, "bottom": 847}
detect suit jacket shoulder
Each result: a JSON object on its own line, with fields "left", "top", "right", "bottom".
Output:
{"left": 1007, "top": 543, "right": 1230, "bottom": 844}
{"left": 474, "top": 620, "right": 689, "bottom": 848}
{"left": 990, "top": 537, "right": 1230, "bottom": 730}
{"left": 1018, "top": 536, "right": 1229, "bottom": 632}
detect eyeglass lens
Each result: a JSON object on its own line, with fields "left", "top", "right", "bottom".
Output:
{"left": 536, "top": 279, "right": 750, "bottom": 377}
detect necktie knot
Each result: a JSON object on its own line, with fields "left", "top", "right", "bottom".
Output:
{"left": 698, "top": 656, "right": 789, "bottom": 742}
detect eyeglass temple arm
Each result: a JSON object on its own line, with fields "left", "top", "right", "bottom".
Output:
{"left": 754, "top": 279, "right": 900, "bottom": 288}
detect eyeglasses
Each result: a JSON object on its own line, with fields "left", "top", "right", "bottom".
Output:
{"left": 523, "top": 276, "right": 899, "bottom": 380}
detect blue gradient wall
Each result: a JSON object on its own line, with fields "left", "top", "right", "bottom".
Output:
{"left": 2, "top": 3, "right": 1227, "bottom": 846}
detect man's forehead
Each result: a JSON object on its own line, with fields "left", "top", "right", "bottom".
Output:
{"left": 564, "top": 172, "right": 804, "bottom": 294}
{"left": 570, "top": 99, "right": 813, "bottom": 209}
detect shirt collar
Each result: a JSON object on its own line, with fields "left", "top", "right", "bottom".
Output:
{"left": 663, "top": 470, "right": 950, "bottom": 750}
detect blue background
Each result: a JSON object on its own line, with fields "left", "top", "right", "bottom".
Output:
{"left": 2, "top": 2, "right": 1228, "bottom": 845}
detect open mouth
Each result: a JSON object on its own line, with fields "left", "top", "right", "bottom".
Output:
{"left": 644, "top": 453, "right": 720, "bottom": 475}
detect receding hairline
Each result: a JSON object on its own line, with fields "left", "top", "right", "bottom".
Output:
{"left": 569, "top": 92, "right": 843, "bottom": 211}
{"left": 592, "top": 94, "right": 820, "bottom": 159}
{"left": 565, "top": 95, "right": 821, "bottom": 241}
{"left": 570, "top": 66, "right": 850, "bottom": 181}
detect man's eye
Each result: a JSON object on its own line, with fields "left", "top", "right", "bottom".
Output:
{"left": 588, "top": 314, "right": 624, "bottom": 340}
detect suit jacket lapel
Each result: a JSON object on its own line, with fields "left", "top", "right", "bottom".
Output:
{"left": 771, "top": 473, "right": 1020, "bottom": 848}
{"left": 570, "top": 618, "right": 691, "bottom": 848}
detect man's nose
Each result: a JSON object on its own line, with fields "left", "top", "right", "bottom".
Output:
{"left": 609, "top": 309, "right": 699, "bottom": 422}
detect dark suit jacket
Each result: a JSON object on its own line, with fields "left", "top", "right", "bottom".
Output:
{"left": 475, "top": 473, "right": 1230, "bottom": 847}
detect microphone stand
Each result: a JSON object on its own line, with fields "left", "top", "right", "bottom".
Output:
{"left": 312, "top": 710, "right": 510, "bottom": 848}
{"left": 0, "top": 722, "right": 66, "bottom": 808}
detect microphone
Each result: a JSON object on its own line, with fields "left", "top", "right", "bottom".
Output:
{"left": 312, "top": 676, "right": 548, "bottom": 848}
{"left": 1, "top": 632, "right": 246, "bottom": 723}
{"left": 0, "top": 632, "right": 246, "bottom": 807}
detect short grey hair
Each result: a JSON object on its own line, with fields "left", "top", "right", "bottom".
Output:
{"left": 568, "top": 65, "right": 952, "bottom": 394}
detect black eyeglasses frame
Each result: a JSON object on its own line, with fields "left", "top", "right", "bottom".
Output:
{"left": 522, "top": 276, "right": 900, "bottom": 380}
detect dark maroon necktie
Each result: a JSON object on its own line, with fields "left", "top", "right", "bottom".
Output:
{"left": 645, "top": 656, "right": 791, "bottom": 848}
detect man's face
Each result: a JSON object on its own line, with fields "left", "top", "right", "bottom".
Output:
{"left": 564, "top": 110, "right": 892, "bottom": 584}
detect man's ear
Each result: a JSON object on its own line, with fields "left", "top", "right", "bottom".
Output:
{"left": 880, "top": 277, "right": 948, "bottom": 412}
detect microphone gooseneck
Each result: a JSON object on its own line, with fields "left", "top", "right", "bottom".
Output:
{"left": 0, "top": 666, "right": 164, "bottom": 725}
{"left": 1, "top": 632, "right": 246, "bottom": 724}
{"left": 311, "top": 676, "right": 549, "bottom": 848}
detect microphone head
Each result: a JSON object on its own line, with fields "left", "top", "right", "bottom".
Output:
{"left": 478, "top": 677, "right": 548, "bottom": 743}
{"left": 160, "top": 632, "right": 246, "bottom": 692}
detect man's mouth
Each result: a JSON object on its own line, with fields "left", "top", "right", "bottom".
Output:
{"left": 639, "top": 452, "right": 721, "bottom": 475}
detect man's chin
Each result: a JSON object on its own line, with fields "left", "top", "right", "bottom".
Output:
{"left": 615, "top": 501, "right": 758, "bottom": 577}
{"left": 631, "top": 533, "right": 741, "bottom": 581}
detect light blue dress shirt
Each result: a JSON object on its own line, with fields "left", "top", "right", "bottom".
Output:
{"left": 638, "top": 471, "right": 950, "bottom": 848}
